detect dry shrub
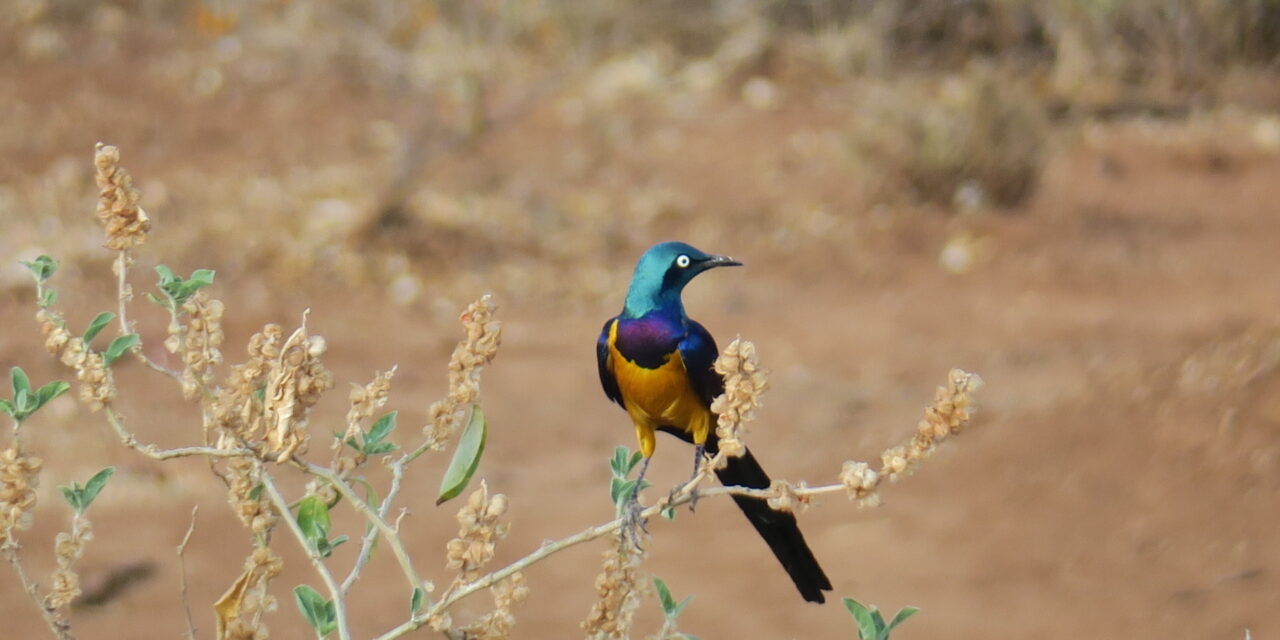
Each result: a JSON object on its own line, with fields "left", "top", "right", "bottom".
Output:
{"left": 849, "top": 67, "right": 1048, "bottom": 209}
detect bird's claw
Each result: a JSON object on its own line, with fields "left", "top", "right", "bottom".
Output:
{"left": 621, "top": 494, "right": 648, "bottom": 550}
{"left": 666, "top": 484, "right": 700, "bottom": 513}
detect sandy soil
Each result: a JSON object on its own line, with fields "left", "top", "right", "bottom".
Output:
{"left": 3, "top": 130, "right": 1278, "bottom": 640}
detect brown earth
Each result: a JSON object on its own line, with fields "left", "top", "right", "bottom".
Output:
{"left": 3, "top": 23, "right": 1280, "bottom": 640}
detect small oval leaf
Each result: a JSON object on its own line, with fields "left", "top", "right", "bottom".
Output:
{"left": 11, "top": 366, "right": 31, "bottom": 399}
{"left": 104, "top": 333, "right": 140, "bottom": 366}
{"left": 296, "top": 496, "right": 331, "bottom": 550}
{"left": 436, "top": 405, "right": 487, "bottom": 505}
{"left": 80, "top": 466, "right": 115, "bottom": 512}
{"left": 83, "top": 312, "right": 116, "bottom": 345}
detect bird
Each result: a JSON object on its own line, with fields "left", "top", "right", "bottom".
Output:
{"left": 596, "top": 241, "right": 833, "bottom": 604}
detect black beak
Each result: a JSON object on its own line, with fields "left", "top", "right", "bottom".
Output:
{"left": 703, "top": 254, "right": 743, "bottom": 269}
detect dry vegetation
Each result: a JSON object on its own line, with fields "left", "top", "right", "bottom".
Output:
{"left": 3, "top": 1, "right": 1280, "bottom": 639}
{"left": 2, "top": 141, "right": 979, "bottom": 639}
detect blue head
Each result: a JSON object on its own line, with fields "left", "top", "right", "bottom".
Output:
{"left": 621, "top": 241, "right": 742, "bottom": 318}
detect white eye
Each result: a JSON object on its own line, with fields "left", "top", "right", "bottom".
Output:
{"left": 675, "top": 254, "right": 691, "bottom": 268}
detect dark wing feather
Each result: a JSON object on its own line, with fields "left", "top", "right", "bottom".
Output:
{"left": 678, "top": 319, "right": 724, "bottom": 408}
{"left": 597, "top": 318, "right": 624, "bottom": 408}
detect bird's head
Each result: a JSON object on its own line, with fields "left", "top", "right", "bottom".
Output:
{"left": 622, "top": 241, "right": 742, "bottom": 318}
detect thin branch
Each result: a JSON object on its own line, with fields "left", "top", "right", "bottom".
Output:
{"left": 176, "top": 506, "right": 199, "bottom": 640}
{"left": 371, "top": 476, "right": 851, "bottom": 640}
{"left": 340, "top": 436, "right": 438, "bottom": 594}
{"left": 305, "top": 463, "right": 430, "bottom": 598}
{"left": 102, "top": 406, "right": 253, "bottom": 460}
{"left": 259, "top": 473, "right": 352, "bottom": 640}
{"left": 2, "top": 541, "right": 73, "bottom": 640}
{"left": 113, "top": 250, "right": 184, "bottom": 381}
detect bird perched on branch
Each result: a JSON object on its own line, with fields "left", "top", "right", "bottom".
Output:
{"left": 596, "top": 241, "right": 832, "bottom": 603}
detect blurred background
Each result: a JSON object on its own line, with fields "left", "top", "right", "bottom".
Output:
{"left": 2, "top": 1, "right": 1279, "bottom": 638}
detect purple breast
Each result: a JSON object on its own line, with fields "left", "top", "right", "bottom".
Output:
{"left": 615, "top": 315, "right": 683, "bottom": 369}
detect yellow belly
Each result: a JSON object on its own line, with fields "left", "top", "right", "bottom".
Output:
{"left": 608, "top": 322, "right": 712, "bottom": 457}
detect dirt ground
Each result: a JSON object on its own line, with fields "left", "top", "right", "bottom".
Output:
{"left": 4, "top": 15, "right": 1280, "bottom": 640}
{"left": 4, "top": 131, "right": 1278, "bottom": 639}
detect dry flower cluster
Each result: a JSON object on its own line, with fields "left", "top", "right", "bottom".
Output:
{"left": 92, "top": 143, "right": 150, "bottom": 251}
{"left": 425, "top": 294, "right": 502, "bottom": 447}
{"left": 709, "top": 337, "right": 768, "bottom": 462}
{"left": 170, "top": 290, "right": 227, "bottom": 399}
{"left": 445, "top": 482, "right": 510, "bottom": 581}
{"left": 582, "top": 536, "right": 647, "bottom": 640}
{"left": 342, "top": 368, "right": 396, "bottom": 449}
{"left": 45, "top": 518, "right": 92, "bottom": 611}
{"left": 840, "top": 369, "right": 983, "bottom": 506}
{"left": 0, "top": 446, "right": 42, "bottom": 545}
{"left": 35, "top": 310, "right": 114, "bottom": 412}
{"left": 262, "top": 318, "right": 334, "bottom": 463}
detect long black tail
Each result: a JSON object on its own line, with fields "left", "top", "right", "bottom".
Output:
{"left": 714, "top": 446, "right": 833, "bottom": 603}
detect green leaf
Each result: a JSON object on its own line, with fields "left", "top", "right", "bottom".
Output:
{"left": 11, "top": 366, "right": 31, "bottom": 400}
{"left": 844, "top": 598, "right": 879, "bottom": 640}
{"left": 21, "top": 255, "right": 57, "bottom": 281}
{"left": 678, "top": 635, "right": 702, "bottom": 640}
{"left": 364, "top": 441, "right": 398, "bottom": 455}
{"left": 610, "top": 446, "right": 630, "bottom": 477}
{"left": 661, "top": 504, "right": 677, "bottom": 520}
{"left": 296, "top": 496, "right": 331, "bottom": 551}
{"left": 870, "top": 606, "right": 886, "bottom": 634}
{"left": 248, "top": 483, "right": 264, "bottom": 501}
{"left": 0, "top": 398, "right": 13, "bottom": 418}
{"left": 155, "top": 265, "right": 216, "bottom": 308}
{"left": 41, "top": 288, "right": 57, "bottom": 308}
{"left": 675, "top": 595, "right": 694, "bottom": 617}
{"left": 886, "top": 606, "right": 920, "bottom": 634}
{"left": 15, "top": 388, "right": 33, "bottom": 415}
{"left": 155, "top": 264, "right": 178, "bottom": 285}
{"left": 410, "top": 587, "right": 425, "bottom": 616}
{"left": 188, "top": 269, "right": 216, "bottom": 288}
{"left": 610, "top": 478, "right": 625, "bottom": 504}
{"left": 60, "top": 484, "right": 83, "bottom": 512}
{"left": 367, "top": 411, "right": 397, "bottom": 445}
{"left": 83, "top": 312, "right": 116, "bottom": 344}
{"left": 654, "top": 578, "right": 676, "bottom": 615}
{"left": 78, "top": 467, "right": 115, "bottom": 512}
{"left": 293, "top": 585, "right": 336, "bottom": 637}
{"left": 103, "top": 333, "right": 140, "bottom": 366}
{"left": 436, "top": 405, "right": 487, "bottom": 505}
{"left": 35, "top": 380, "right": 70, "bottom": 410}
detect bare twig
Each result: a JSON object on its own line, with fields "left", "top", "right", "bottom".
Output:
{"left": 2, "top": 541, "right": 73, "bottom": 640}
{"left": 305, "top": 462, "right": 430, "bottom": 598}
{"left": 102, "top": 406, "right": 253, "bottom": 460}
{"left": 259, "top": 473, "right": 352, "bottom": 640}
{"left": 176, "top": 506, "right": 199, "bottom": 640}
{"left": 340, "top": 437, "right": 437, "bottom": 594}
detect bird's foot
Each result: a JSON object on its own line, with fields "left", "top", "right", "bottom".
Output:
{"left": 621, "top": 494, "right": 648, "bottom": 550}
{"left": 666, "top": 483, "right": 700, "bottom": 513}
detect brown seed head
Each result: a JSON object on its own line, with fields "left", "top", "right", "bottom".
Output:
{"left": 425, "top": 295, "right": 501, "bottom": 446}
{"left": 710, "top": 338, "right": 768, "bottom": 465}
{"left": 0, "top": 446, "right": 43, "bottom": 544}
{"left": 582, "top": 534, "right": 646, "bottom": 639}
{"left": 93, "top": 143, "right": 150, "bottom": 250}
{"left": 445, "top": 481, "right": 510, "bottom": 580}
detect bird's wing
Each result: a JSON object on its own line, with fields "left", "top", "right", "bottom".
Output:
{"left": 597, "top": 318, "right": 624, "bottom": 408}
{"left": 678, "top": 319, "right": 725, "bottom": 408}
